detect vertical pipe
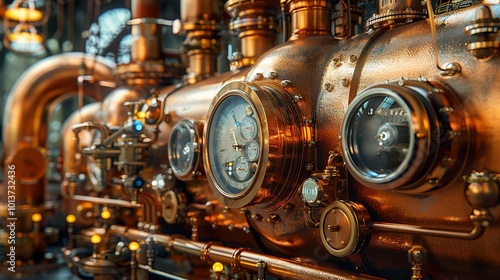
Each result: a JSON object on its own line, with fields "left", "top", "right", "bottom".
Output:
{"left": 282, "top": 0, "right": 332, "bottom": 40}
{"left": 131, "top": 0, "right": 161, "bottom": 18}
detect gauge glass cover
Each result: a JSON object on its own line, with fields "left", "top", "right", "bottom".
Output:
{"left": 208, "top": 95, "right": 260, "bottom": 196}
{"left": 168, "top": 120, "right": 200, "bottom": 179}
{"left": 343, "top": 93, "right": 413, "bottom": 183}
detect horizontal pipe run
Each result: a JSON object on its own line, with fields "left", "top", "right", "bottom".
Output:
{"left": 108, "top": 226, "right": 383, "bottom": 280}
{"left": 137, "top": 264, "right": 188, "bottom": 280}
{"left": 370, "top": 221, "right": 485, "bottom": 240}
{"left": 72, "top": 195, "right": 141, "bottom": 208}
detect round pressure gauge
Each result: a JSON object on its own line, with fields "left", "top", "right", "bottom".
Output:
{"left": 342, "top": 80, "right": 467, "bottom": 192}
{"left": 204, "top": 81, "right": 303, "bottom": 209}
{"left": 161, "top": 190, "right": 187, "bottom": 224}
{"left": 168, "top": 119, "right": 203, "bottom": 181}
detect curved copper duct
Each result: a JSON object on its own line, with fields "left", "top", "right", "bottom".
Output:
{"left": 61, "top": 102, "right": 102, "bottom": 179}
{"left": 2, "top": 53, "right": 117, "bottom": 205}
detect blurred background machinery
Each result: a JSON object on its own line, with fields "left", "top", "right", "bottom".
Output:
{"left": 0, "top": 0, "right": 499, "bottom": 279}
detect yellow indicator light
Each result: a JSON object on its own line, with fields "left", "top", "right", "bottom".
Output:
{"left": 90, "top": 234, "right": 102, "bottom": 244}
{"left": 212, "top": 262, "right": 224, "bottom": 273}
{"left": 66, "top": 214, "right": 76, "bottom": 224}
{"left": 129, "top": 241, "right": 140, "bottom": 251}
{"left": 101, "top": 209, "right": 111, "bottom": 220}
{"left": 5, "top": 7, "right": 43, "bottom": 22}
{"left": 31, "top": 213, "right": 42, "bottom": 222}
{"left": 136, "top": 111, "right": 146, "bottom": 119}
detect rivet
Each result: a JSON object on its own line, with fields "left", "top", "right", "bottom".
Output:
{"left": 267, "top": 214, "right": 280, "bottom": 223}
{"left": 349, "top": 54, "right": 357, "bottom": 63}
{"left": 268, "top": 72, "right": 277, "bottom": 79}
{"left": 439, "top": 107, "right": 454, "bottom": 114}
{"left": 255, "top": 73, "right": 264, "bottom": 80}
{"left": 324, "top": 83, "right": 334, "bottom": 92}
{"left": 342, "top": 78, "right": 350, "bottom": 87}
{"left": 428, "top": 178, "right": 439, "bottom": 186}
{"left": 333, "top": 57, "right": 342, "bottom": 67}
{"left": 307, "top": 140, "right": 316, "bottom": 148}
{"left": 293, "top": 95, "right": 303, "bottom": 102}
{"left": 305, "top": 163, "right": 314, "bottom": 171}
{"left": 251, "top": 213, "right": 261, "bottom": 221}
{"left": 281, "top": 80, "right": 291, "bottom": 88}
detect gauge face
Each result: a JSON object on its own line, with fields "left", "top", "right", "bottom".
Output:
{"left": 207, "top": 95, "right": 260, "bottom": 195}
{"left": 205, "top": 81, "right": 303, "bottom": 209}
{"left": 343, "top": 92, "right": 414, "bottom": 184}
{"left": 168, "top": 119, "right": 201, "bottom": 180}
{"left": 245, "top": 140, "right": 260, "bottom": 161}
{"left": 239, "top": 116, "right": 258, "bottom": 141}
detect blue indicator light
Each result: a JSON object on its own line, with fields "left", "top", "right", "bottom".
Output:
{"left": 133, "top": 177, "right": 144, "bottom": 189}
{"left": 133, "top": 120, "right": 143, "bottom": 133}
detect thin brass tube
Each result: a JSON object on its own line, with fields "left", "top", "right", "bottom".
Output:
{"left": 371, "top": 220, "right": 485, "bottom": 240}
{"left": 108, "top": 226, "right": 383, "bottom": 280}
{"left": 72, "top": 195, "right": 141, "bottom": 209}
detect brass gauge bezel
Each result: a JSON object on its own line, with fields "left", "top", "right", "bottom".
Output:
{"left": 319, "top": 200, "right": 371, "bottom": 257}
{"left": 168, "top": 119, "right": 204, "bottom": 181}
{"left": 341, "top": 80, "right": 467, "bottom": 192}
{"left": 204, "top": 81, "right": 303, "bottom": 209}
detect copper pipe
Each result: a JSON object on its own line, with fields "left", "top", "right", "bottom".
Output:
{"left": 282, "top": 0, "right": 332, "bottom": 40}
{"left": 132, "top": 0, "right": 160, "bottom": 19}
{"left": 2, "top": 53, "right": 116, "bottom": 205}
{"left": 226, "top": 0, "right": 280, "bottom": 66}
{"left": 72, "top": 195, "right": 141, "bottom": 209}
{"left": 180, "top": 0, "right": 222, "bottom": 81}
{"left": 109, "top": 225, "right": 383, "bottom": 280}
{"left": 61, "top": 103, "right": 102, "bottom": 177}
{"left": 371, "top": 220, "right": 486, "bottom": 240}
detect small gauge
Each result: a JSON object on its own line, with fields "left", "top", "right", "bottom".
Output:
{"left": 168, "top": 119, "right": 202, "bottom": 181}
{"left": 320, "top": 200, "right": 371, "bottom": 257}
{"left": 234, "top": 156, "right": 251, "bottom": 181}
{"left": 239, "top": 116, "right": 258, "bottom": 141}
{"left": 245, "top": 140, "right": 260, "bottom": 161}
{"left": 300, "top": 178, "right": 324, "bottom": 205}
{"left": 342, "top": 81, "right": 467, "bottom": 192}
{"left": 161, "top": 190, "right": 187, "bottom": 224}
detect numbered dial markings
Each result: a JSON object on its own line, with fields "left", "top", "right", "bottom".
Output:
{"left": 208, "top": 95, "right": 261, "bottom": 195}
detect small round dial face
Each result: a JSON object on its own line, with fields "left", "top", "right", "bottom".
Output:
{"left": 343, "top": 93, "right": 413, "bottom": 182}
{"left": 239, "top": 116, "right": 258, "bottom": 141}
{"left": 208, "top": 95, "right": 260, "bottom": 195}
{"left": 245, "top": 140, "right": 260, "bottom": 161}
{"left": 234, "top": 156, "right": 251, "bottom": 181}
{"left": 168, "top": 120, "right": 200, "bottom": 179}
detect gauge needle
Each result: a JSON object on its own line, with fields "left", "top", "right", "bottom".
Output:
{"left": 231, "top": 129, "right": 241, "bottom": 151}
